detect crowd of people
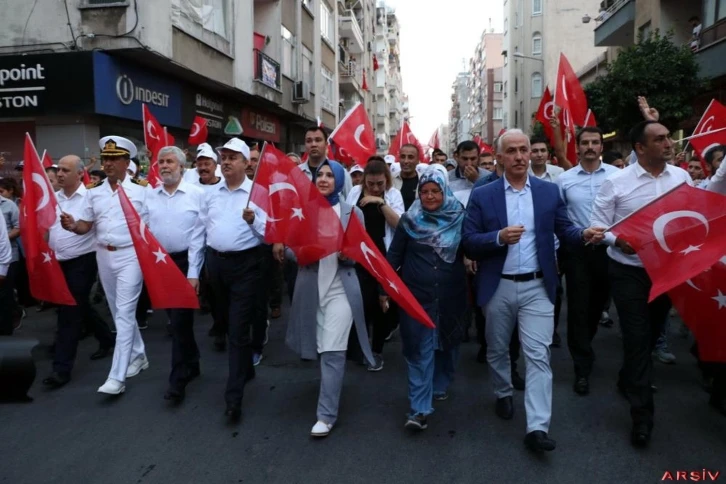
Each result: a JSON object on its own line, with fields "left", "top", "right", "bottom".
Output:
{"left": 0, "top": 96, "right": 725, "bottom": 453}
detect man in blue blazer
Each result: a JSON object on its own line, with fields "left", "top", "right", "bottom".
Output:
{"left": 462, "top": 129, "right": 605, "bottom": 453}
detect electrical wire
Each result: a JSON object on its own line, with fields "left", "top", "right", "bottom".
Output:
{"left": 63, "top": 0, "right": 79, "bottom": 50}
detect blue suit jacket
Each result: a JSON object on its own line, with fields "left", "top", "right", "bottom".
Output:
{"left": 462, "top": 176, "right": 583, "bottom": 306}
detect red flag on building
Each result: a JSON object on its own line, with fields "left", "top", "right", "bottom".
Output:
{"left": 341, "top": 216, "right": 435, "bottom": 329}
{"left": 329, "top": 102, "right": 376, "bottom": 167}
{"left": 117, "top": 186, "right": 199, "bottom": 309}
{"left": 608, "top": 183, "right": 726, "bottom": 300}
{"left": 188, "top": 116, "right": 209, "bottom": 145}
{"left": 372, "top": 54, "right": 379, "bottom": 71}
{"left": 250, "top": 144, "right": 344, "bottom": 266}
{"left": 19, "top": 134, "right": 76, "bottom": 305}
{"left": 554, "top": 53, "right": 589, "bottom": 127}
{"left": 669, "top": 257, "right": 726, "bottom": 362}
{"left": 361, "top": 70, "right": 369, "bottom": 91}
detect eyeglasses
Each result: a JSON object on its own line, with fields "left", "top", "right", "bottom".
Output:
{"left": 420, "top": 189, "right": 443, "bottom": 197}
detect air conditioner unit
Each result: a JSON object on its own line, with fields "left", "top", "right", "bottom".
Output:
{"left": 292, "top": 81, "right": 310, "bottom": 103}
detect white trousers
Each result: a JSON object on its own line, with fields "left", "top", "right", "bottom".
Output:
{"left": 485, "top": 278, "right": 554, "bottom": 433}
{"left": 96, "top": 246, "right": 145, "bottom": 382}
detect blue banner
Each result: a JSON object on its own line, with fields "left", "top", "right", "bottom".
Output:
{"left": 93, "top": 52, "right": 183, "bottom": 128}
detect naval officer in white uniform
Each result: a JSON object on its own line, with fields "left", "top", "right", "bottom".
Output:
{"left": 61, "top": 136, "right": 150, "bottom": 395}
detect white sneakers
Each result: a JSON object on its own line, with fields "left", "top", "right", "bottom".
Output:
{"left": 126, "top": 355, "right": 149, "bottom": 378}
{"left": 310, "top": 421, "right": 333, "bottom": 437}
{"left": 98, "top": 378, "right": 125, "bottom": 395}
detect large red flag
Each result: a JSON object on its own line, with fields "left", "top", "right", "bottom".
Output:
{"left": 535, "top": 86, "right": 555, "bottom": 140}
{"left": 142, "top": 104, "right": 163, "bottom": 151}
{"left": 689, "top": 99, "right": 726, "bottom": 178}
{"left": 117, "top": 186, "right": 199, "bottom": 309}
{"left": 389, "top": 121, "right": 424, "bottom": 161}
{"left": 608, "top": 183, "right": 726, "bottom": 300}
{"left": 188, "top": 116, "right": 208, "bottom": 145}
{"left": 250, "top": 144, "right": 343, "bottom": 266}
{"left": 19, "top": 134, "right": 76, "bottom": 305}
{"left": 341, "top": 216, "right": 435, "bottom": 329}
{"left": 554, "top": 53, "right": 589, "bottom": 127}
{"left": 329, "top": 102, "right": 376, "bottom": 167}
{"left": 669, "top": 257, "right": 726, "bottom": 362}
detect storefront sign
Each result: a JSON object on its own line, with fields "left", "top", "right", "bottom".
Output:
{"left": 93, "top": 52, "right": 182, "bottom": 127}
{"left": 241, "top": 108, "right": 280, "bottom": 142}
{"left": 0, "top": 53, "right": 94, "bottom": 117}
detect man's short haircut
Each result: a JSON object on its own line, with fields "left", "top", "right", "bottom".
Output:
{"left": 305, "top": 125, "right": 329, "bottom": 141}
{"left": 603, "top": 151, "right": 623, "bottom": 165}
{"left": 455, "top": 140, "right": 480, "bottom": 155}
{"left": 576, "top": 126, "right": 604, "bottom": 145}
{"left": 529, "top": 136, "right": 549, "bottom": 148}
{"left": 629, "top": 120, "right": 659, "bottom": 151}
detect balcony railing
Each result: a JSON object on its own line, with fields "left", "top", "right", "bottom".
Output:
{"left": 254, "top": 49, "right": 281, "bottom": 90}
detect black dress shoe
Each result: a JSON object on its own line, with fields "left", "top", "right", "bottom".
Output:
{"left": 42, "top": 372, "right": 70, "bottom": 389}
{"left": 574, "top": 376, "right": 590, "bottom": 395}
{"left": 90, "top": 347, "right": 113, "bottom": 360}
{"left": 495, "top": 396, "right": 514, "bottom": 420}
{"left": 511, "top": 371, "right": 525, "bottom": 391}
{"left": 524, "top": 431, "right": 556, "bottom": 452}
{"left": 225, "top": 403, "right": 242, "bottom": 420}
{"left": 631, "top": 423, "right": 652, "bottom": 448}
{"left": 164, "top": 387, "right": 185, "bottom": 403}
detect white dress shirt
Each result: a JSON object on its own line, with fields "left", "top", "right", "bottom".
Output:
{"left": 147, "top": 180, "right": 205, "bottom": 279}
{"left": 499, "top": 176, "right": 540, "bottom": 274}
{"left": 183, "top": 165, "right": 222, "bottom": 185}
{"left": 0, "top": 210, "right": 11, "bottom": 277}
{"left": 529, "top": 163, "right": 565, "bottom": 182}
{"left": 202, "top": 177, "right": 266, "bottom": 252}
{"left": 345, "top": 184, "right": 405, "bottom": 250}
{"left": 80, "top": 176, "right": 149, "bottom": 248}
{"left": 556, "top": 161, "right": 619, "bottom": 228}
{"left": 590, "top": 162, "right": 692, "bottom": 267}
{"left": 706, "top": 161, "right": 726, "bottom": 195}
{"left": 49, "top": 184, "right": 97, "bottom": 261}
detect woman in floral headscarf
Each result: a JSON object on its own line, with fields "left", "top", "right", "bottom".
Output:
{"left": 381, "top": 165, "right": 467, "bottom": 431}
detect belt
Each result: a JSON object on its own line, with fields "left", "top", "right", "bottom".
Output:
{"left": 501, "top": 271, "right": 544, "bottom": 282}
{"left": 101, "top": 244, "right": 132, "bottom": 252}
{"left": 168, "top": 250, "right": 188, "bottom": 260}
{"left": 206, "top": 246, "right": 260, "bottom": 259}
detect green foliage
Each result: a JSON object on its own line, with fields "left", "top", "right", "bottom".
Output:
{"left": 530, "top": 120, "right": 546, "bottom": 139}
{"left": 584, "top": 30, "right": 705, "bottom": 136}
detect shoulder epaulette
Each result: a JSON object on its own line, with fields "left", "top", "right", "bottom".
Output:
{"left": 86, "top": 181, "right": 102, "bottom": 189}
{"left": 131, "top": 178, "right": 149, "bottom": 187}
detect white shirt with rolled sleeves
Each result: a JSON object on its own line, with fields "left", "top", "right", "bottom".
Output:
{"left": 146, "top": 180, "right": 205, "bottom": 279}
{"left": 201, "top": 177, "right": 266, "bottom": 252}
{"left": 0, "top": 211, "right": 11, "bottom": 277}
{"left": 589, "top": 162, "right": 692, "bottom": 268}
{"left": 49, "top": 185, "right": 97, "bottom": 261}
{"left": 79, "top": 176, "right": 149, "bottom": 248}
{"left": 706, "top": 160, "right": 726, "bottom": 195}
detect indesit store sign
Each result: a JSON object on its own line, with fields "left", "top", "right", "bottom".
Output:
{"left": 116, "top": 74, "right": 170, "bottom": 107}
{"left": 0, "top": 63, "right": 45, "bottom": 109}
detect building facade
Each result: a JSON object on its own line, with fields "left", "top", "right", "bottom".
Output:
{"left": 467, "top": 31, "right": 504, "bottom": 144}
{"left": 0, "top": 0, "right": 363, "bottom": 173}
{"left": 502, "top": 0, "right": 605, "bottom": 132}
{"left": 449, "top": 72, "right": 471, "bottom": 151}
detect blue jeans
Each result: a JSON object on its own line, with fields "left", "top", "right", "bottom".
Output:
{"left": 403, "top": 326, "right": 459, "bottom": 417}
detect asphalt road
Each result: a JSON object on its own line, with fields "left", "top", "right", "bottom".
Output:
{"left": 1, "top": 299, "right": 724, "bottom": 484}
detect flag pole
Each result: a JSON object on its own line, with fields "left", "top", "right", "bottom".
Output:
{"left": 245, "top": 141, "right": 267, "bottom": 209}
{"left": 672, "top": 125, "right": 726, "bottom": 144}
{"left": 328, "top": 101, "right": 361, "bottom": 140}
{"left": 681, "top": 99, "right": 715, "bottom": 152}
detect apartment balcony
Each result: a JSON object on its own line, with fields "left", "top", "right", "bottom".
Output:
{"left": 253, "top": 49, "right": 282, "bottom": 104}
{"left": 339, "top": 62, "right": 362, "bottom": 96}
{"left": 340, "top": 13, "right": 365, "bottom": 54}
{"left": 594, "top": 0, "right": 635, "bottom": 47}
{"left": 696, "top": 19, "right": 726, "bottom": 79}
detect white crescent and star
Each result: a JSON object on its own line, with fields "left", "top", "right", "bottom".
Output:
{"left": 713, "top": 290, "right": 726, "bottom": 309}
{"left": 387, "top": 279, "right": 399, "bottom": 293}
{"left": 269, "top": 182, "right": 299, "bottom": 196}
{"left": 360, "top": 242, "right": 382, "bottom": 278}
{"left": 291, "top": 207, "right": 304, "bottom": 220}
{"left": 544, "top": 101, "right": 555, "bottom": 119}
{"left": 697, "top": 115, "right": 715, "bottom": 134}
{"left": 354, "top": 124, "right": 369, "bottom": 150}
{"left": 42, "top": 252, "right": 52, "bottom": 263}
{"left": 190, "top": 122, "right": 200, "bottom": 138}
{"left": 153, "top": 248, "right": 167, "bottom": 264}
{"left": 652, "top": 210, "right": 709, "bottom": 254}
{"left": 32, "top": 172, "right": 51, "bottom": 212}
{"left": 147, "top": 121, "right": 160, "bottom": 141}
{"left": 139, "top": 220, "right": 149, "bottom": 244}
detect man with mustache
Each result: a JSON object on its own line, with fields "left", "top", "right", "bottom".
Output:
{"left": 146, "top": 146, "right": 205, "bottom": 403}
{"left": 186, "top": 143, "right": 222, "bottom": 190}
{"left": 555, "top": 127, "right": 618, "bottom": 396}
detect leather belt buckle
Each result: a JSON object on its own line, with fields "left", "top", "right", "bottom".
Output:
{"left": 106, "top": 245, "right": 118, "bottom": 252}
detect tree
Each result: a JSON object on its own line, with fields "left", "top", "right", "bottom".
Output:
{"left": 584, "top": 30, "right": 705, "bottom": 137}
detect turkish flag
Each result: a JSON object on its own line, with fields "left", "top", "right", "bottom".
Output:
{"left": 188, "top": 116, "right": 208, "bottom": 145}
{"left": 428, "top": 129, "right": 440, "bottom": 150}
{"left": 117, "top": 186, "right": 199, "bottom": 309}
{"left": 555, "top": 53, "right": 589, "bottom": 127}
{"left": 19, "top": 134, "right": 76, "bottom": 305}
{"left": 669, "top": 257, "right": 726, "bottom": 362}
{"left": 329, "top": 102, "right": 376, "bottom": 167}
{"left": 41, "top": 150, "right": 53, "bottom": 169}
{"left": 341, "top": 216, "right": 435, "bottom": 329}
{"left": 372, "top": 54, "right": 379, "bottom": 71}
{"left": 389, "top": 121, "right": 424, "bottom": 161}
{"left": 329, "top": 140, "right": 356, "bottom": 167}
{"left": 535, "top": 86, "right": 555, "bottom": 140}
{"left": 560, "top": 107, "right": 578, "bottom": 165}
{"left": 608, "top": 183, "right": 726, "bottom": 300}
{"left": 472, "top": 135, "right": 493, "bottom": 154}
{"left": 689, "top": 99, "right": 726, "bottom": 177}
{"left": 82, "top": 168, "right": 91, "bottom": 185}
{"left": 142, "top": 104, "right": 163, "bottom": 151}
{"left": 583, "top": 109, "right": 597, "bottom": 127}
{"left": 362, "top": 71, "right": 369, "bottom": 91}
{"left": 250, "top": 143, "right": 343, "bottom": 266}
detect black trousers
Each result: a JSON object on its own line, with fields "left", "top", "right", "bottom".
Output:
{"left": 268, "top": 255, "right": 283, "bottom": 310}
{"left": 167, "top": 252, "right": 200, "bottom": 389}
{"left": 55, "top": 252, "right": 115, "bottom": 375}
{"left": 206, "top": 246, "right": 263, "bottom": 404}
{"left": 250, "top": 245, "right": 274, "bottom": 354}
{"left": 136, "top": 284, "right": 151, "bottom": 324}
{"left": 358, "top": 268, "right": 397, "bottom": 355}
{"left": 0, "top": 261, "right": 18, "bottom": 336}
{"left": 609, "top": 259, "right": 671, "bottom": 427}
{"left": 564, "top": 245, "right": 611, "bottom": 377}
